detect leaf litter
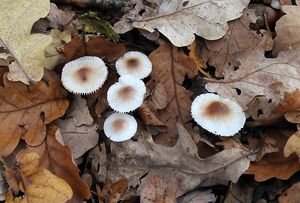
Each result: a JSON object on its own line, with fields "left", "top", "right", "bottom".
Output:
{"left": 0, "top": 0, "right": 300, "bottom": 202}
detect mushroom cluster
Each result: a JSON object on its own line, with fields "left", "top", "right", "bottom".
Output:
{"left": 61, "top": 51, "right": 152, "bottom": 142}
{"left": 191, "top": 93, "right": 246, "bottom": 136}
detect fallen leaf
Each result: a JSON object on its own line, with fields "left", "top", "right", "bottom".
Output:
{"left": 114, "top": 0, "right": 250, "bottom": 47}
{"left": 202, "top": 8, "right": 267, "bottom": 77}
{"left": 246, "top": 129, "right": 300, "bottom": 181}
{"left": 43, "top": 29, "right": 71, "bottom": 70}
{"left": 138, "top": 103, "right": 165, "bottom": 126}
{"left": 5, "top": 151, "right": 73, "bottom": 203}
{"left": 0, "top": 0, "right": 52, "bottom": 84}
{"left": 274, "top": 5, "right": 300, "bottom": 52}
{"left": 0, "top": 70, "right": 69, "bottom": 156}
{"left": 89, "top": 144, "right": 107, "bottom": 183}
{"left": 56, "top": 95, "right": 98, "bottom": 159}
{"left": 146, "top": 44, "right": 198, "bottom": 146}
{"left": 108, "top": 123, "right": 251, "bottom": 200}
{"left": 63, "top": 35, "right": 125, "bottom": 63}
{"left": 177, "top": 190, "right": 216, "bottom": 203}
{"left": 284, "top": 131, "right": 300, "bottom": 160}
{"left": 279, "top": 182, "right": 300, "bottom": 203}
{"left": 27, "top": 125, "right": 91, "bottom": 202}
{"left": 47, "top": 3, "right": 75, "bottom": 30}
{"left": 224, "top": 182, "right": 253, "bottom": 203}
{"left": 205, "top": 44, "right": 300, "bottom": 119}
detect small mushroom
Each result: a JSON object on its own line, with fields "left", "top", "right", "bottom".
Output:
{"left": 115, "top": 51, "right": 152, "bottom": 79}
{"left": 191, "top": 93, "right": 246, "bottom": 136}
{"left": 104, "top": 112, "right": 137, "bottom": 142}
{"left": 107, "top": 75, "right": 146, "bottom": 113}
{"left": 61, "top": 56, "right": 108, "bottom": 94}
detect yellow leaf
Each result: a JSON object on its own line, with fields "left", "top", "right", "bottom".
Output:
{"left": 284, "top": 131, "right": 300, "bottom": 159}
{"left": 5, "top": 151, "right": 73, "bottom": 203}
{"left": 0, "top": 0, "right": 52, "bottom": 84}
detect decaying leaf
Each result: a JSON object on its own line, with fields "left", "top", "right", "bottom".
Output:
{"left": 246, "top": 129, "right": 300, "bottom": 181}
{"left": 63, "top": 35, "right": 125, "bottom": 63}
{"left": 206, "top": 44, "right": 300, "bottom": 119}
{"left": 274, "top": 5, "right": 300, "bottom": 52}
{"left": 27, "top": 125, "right": 91, "bottom": 202}
{"left": 47, "top": 3, "right": 75, "bottom": 30}
{"left": 284, "top": 130, "right": 300, "bottom": 160}
{"left": 5, "top": 151, "right": 73, "bottom": 203}
{"left": 146, "top": 44, "right": 198, "bottom": 145}
{"left": 56, "top": 95, "right": 98, "bottom": 159}
{"left": 114, "top": 0, "right": 250, "bottom": 47}
{"left": 201, "top": 8, "right": 267, "bottom": 77}
{"left": 43, "top": 29, "right": 71, "bottom": 70}
{"left": 279, "top": 182, "right": 300, "bottom": 203}
{"left": 177, "top": 190, "right": 217, "bottom": 203}
{"left": 0, "top": 0, "right": 52, "bottom": 84}
{"left": 108, "top": 123, "right": 251, "bottom": 200}
{"left": 0, "top": 70, "right": 69, "bottom": 156}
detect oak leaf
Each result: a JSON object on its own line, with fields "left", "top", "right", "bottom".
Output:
{"left": 56, "top": 95, "right": 98, "bottom": 159}
{"left": 279, "top": 182, "right": 300, "bottom": 203}
{"left": 5, "top": 151, "right": 73, "bottom": 203}
{"left": 27, "top": 125, "right": 91, "bottom": 202}
{"left": 206, "top": 45, "right": 300, "bottom": 119}
{"left": 0, "top": 0, "right": 52, "bottom": 84}
{"left": 0, "top": 70, "right": 69, "bottom": 156}
{"left": 114, "top": 0, "right": 250, "bottom": 47}
{"left": 108, "top": 123, "right": 251, "bottom": 200}
{"left": 145, "top": 44, "right": 198, "bottom": 146}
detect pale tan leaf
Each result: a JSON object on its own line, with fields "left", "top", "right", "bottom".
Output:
{"left": 114, "top": 0, "right": 250, "bottom": 47}
{"left": 0, "top": 0, "right": 52, "bottom": 84}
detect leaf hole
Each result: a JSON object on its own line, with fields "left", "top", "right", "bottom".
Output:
{"left": 183, "top": 1, "right": 189, "bottom": 6}
{"left": 268, "top": 99, "right": 272, "bottom": 103}
{"left": 139, "top": 9, "right": 145, "bottom": 15}
{"left": 233, "top": 66, "right": 239, "bottom": 71}
{"left": 40, "top": 112, "right": 45, "bottom": 122}
{"left": 234, "top": 88, "right": 241, "bottom": 95}
{"left": 257, "top": 109, "right": 263, "bottom": 117}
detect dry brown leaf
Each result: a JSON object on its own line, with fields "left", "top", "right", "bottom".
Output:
{"left": 0, "top": 0, "right": 52, "bottom": 84}
{"left": 5, "top": 151, "right": 73, "bottom": 203}
{"left": 284, "top": 131, "right": 300, "bottom": 160}
{"left": 274, "top": 5, "right": 300, "bottom": 52}
{"left": 146, "top": 44, "right": 198, "bottom": 146}
{"left": 63, "top": 35, "right": 125, "bottom": 63}
{"left": 108, "top": 123, "right": 251, "bottom": 200}
{"left": 177, "top": 190, "right": 216, "bottom": 203}
{"left": 114, "top": 0, "right": 250, "bottom": 47}
{"left": 47, "top": 3, "right": 75, "bottom": 30}
{"left": 279, "top": 182, "right": 300, "bottom": 203}
{"left": 56, "top": 95, "right": 98, "bottom": 159}
{"left": 89, "top": 144, "right": 107, "bottom": 183}
{"left": 205, "top": 44, "right": 300, "bottom": 119}
{"left": 138, "top": 103, "right": 165, "bottom": 126}
{"left": 246, "top": 129, "right": 300, "bottom": 181}
{"left": 0, "top": 70, "right": 69, "bottom": 156}
{"left": 224, "top": 182, "right": 253, "bottom": 203}
{"left": 27, "top": 126, "right": 91, "bottom": 202}
{"left": 202, "top": 8, "right": 266, "bottom": 77}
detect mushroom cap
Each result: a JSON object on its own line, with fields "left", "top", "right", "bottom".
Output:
{"left": 104, "top": 112, "right": 137, "bottom": 142}
{"left": 115, "top": 51, "right": 152, "bottom": 79}
{"left": 61, "top": 56, "right": 108, "bottom": 94}
{"left": 107, "top": 75, "right": 146, "bottom": 113}
{"left": 191, "top": 93, "right": 246, "bottom": 136}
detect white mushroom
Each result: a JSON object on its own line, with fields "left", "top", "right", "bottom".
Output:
{"left": 61, "top": 56, "right": 108, "bottom": 94}
{"left": 107, "top": 75, "right": 146, "bottom": 113}
{"left": 191, "top": 93, "right": 246, "bottom": 136}
{"left": 115, "top": 51, "right": 152, "bottom": 79}
{"left": 104, "top": 112, "right": 137, "bottom": 142}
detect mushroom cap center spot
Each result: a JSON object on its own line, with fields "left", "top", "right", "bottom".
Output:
{"left": 76, "top": 67, "right": 92, "bottom": 81}
{"left": 204, "top": 101, "right": 230, "bottom": 117}
{"left": 126, "top": 58, "right": 140, "bottom": 69}
{"left": 118, "top": 86, "right": 136, "bottom": 100}
{"left": 111, "top": 118, "right": 128, "bottom": 132}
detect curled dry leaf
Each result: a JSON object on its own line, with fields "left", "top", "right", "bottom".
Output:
{"left": 146, "top": 44, "right": 198, "bottom": 146}
{"left": 206, "top": 45, "right": 300, "bottom": 119}
{"left": 63, "top": 35, "right": 125, "bottom": 63}
{"left": 56, "top": 95, "right": 98, "bottom": 159}
{"left": 0, "top": 70, "right": 69, "bottom": 156}
{"left": 0, "top": 0, "right": 52, "bottom": 84}
{"left": 5, "top": 151, "right": 73, "bottom": 203}
{"left": 114, "top": 0, "right": 250, "bottom": 47}
{"left": 246, "top": 129, "right": 300, "bottom": 181}
{"left": 108, "top": 123, "right": 251, "bottom": 200}
{"left": 284, "top": 131, "right": 300, "bottom": 160}
{"left": 27, "top": 125, "right": 91, "bottom": 203}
